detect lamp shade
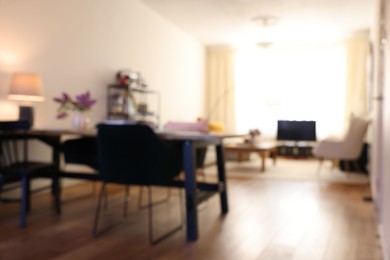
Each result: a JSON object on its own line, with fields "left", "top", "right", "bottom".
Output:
{"left": 8, "top": 73, "right": 45, "bottom": 102}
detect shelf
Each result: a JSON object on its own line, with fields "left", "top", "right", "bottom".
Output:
{"left": 107, "top": 83, "right": 160, "bottom": 128}
{"left": 129, "top": 86, "right": 159, "bottom": 94}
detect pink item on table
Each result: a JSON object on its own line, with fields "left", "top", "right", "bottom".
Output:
{"left": 164, "top": 118, "right": 209, "bottom": 132}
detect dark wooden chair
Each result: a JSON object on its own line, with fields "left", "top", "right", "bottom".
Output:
{"left": 0, "top": 120, "right": 60, "bottom": 228}
{"left": 94, "top": 123, "right": 184, "bottom": 245}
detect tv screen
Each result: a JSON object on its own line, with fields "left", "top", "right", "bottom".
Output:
{"left": 277, "top": 120, "right": 316, "bottom": 141}
{"left": 276, "top": 120, "right": 296, "bottom": 141}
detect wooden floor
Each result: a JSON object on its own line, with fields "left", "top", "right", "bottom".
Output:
{"left": 0, "top": 177, "right": 383, "bottom": 260}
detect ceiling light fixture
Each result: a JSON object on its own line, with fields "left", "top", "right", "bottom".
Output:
{"left": 251, "top": 16, "right": 278, "bottom": 27}
{"left": 256, "top": 41, "right": 274, "bottom": 48}
{"left": 251, "top": 15, "right": 278, "bottom": 48}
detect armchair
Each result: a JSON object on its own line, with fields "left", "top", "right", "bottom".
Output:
{"left": 312, "top": 116, "right": 370, "bottom": 173}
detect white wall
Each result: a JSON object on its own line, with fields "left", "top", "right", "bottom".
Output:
{"left": 0, "top": 0, "right": 205, "bottom": 129}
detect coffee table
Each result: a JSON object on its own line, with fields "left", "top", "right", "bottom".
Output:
{"left": 224, "top": 142, "right": 278, "bottom": 172}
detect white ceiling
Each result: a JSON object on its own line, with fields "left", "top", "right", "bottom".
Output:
{"left": 141, "top": 0, "right": 377, "bottom": 47}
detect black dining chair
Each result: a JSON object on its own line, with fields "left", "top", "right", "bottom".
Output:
{"left": 0, "top": 120, "right": 59, "bottom": 228}
{"left": 63, "top": 137, "right": 100, "bottom": 171}
{"left": 94, "top": 123, "right": 184, "bottom": 245}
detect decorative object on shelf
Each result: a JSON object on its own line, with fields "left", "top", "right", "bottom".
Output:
{"left": 107, "top": 70, "right": 160, "bottom": 128}
{"left": 8, "top": 73, "right": 45, "bottom": 129}
{"left": 116, "top": 70, "right": 139, "bottom": 86}
{"left": 137, "top": 102, "right": 148, "bottom": 114}
{"left": 53, "top": 91, "right": 96, "bottom": 129}
{"left": 116, "top": 70, "right": 130, "bottom": 85}
{"left": 107, "top": 84, "right": 137, "bottom": 119}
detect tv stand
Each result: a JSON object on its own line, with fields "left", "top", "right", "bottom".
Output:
{"left": 277, "top": 141, "right": 315, "bottom": 158}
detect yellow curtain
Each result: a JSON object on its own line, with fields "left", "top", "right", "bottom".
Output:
{"left": 206, "top": 47, "right": 236, "bottom": 132}
{"left": 344, "top": 30, "right": 370, "bottom": 126}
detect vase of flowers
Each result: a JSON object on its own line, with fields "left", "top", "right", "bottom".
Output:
{"left": 54, "top": 91, "right": 97, "bottom": 130}
{"left": 248, "top": 129, "right": 261, "bottom": 145}
{"left": 72, "top": 110, "right": 91, "bottom": 129}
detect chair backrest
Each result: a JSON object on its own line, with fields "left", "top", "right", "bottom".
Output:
{"left": 63, "top": 137, "right": 99, "bottom": 170}
{"left": 0, "top": 121, "right": 30, "bottom": 168}
{"left": 96, "top": 123, "right": 182, "bottom": 186}
{"left": 342, "top": 116, "right": 370, "bottom": 159}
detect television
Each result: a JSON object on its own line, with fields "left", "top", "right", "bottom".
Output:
{"left": 277, "top": 120, "right": 316, "bottom": 142}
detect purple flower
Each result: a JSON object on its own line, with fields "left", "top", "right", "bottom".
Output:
{"left": 53, "top": 91, "right": 97, "bottom": 119}
{"left": 75, "top": 91, "right": 97, "bottom": 110}
{"left": 53, "top": 92, "right": 72, "bottom": 104}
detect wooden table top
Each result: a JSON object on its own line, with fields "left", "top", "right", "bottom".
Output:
{"left": 224, "top": 142, "right": 278, "bottom": 151}
{"left": 29, "top": 128, "right": 246, "bottom": 141}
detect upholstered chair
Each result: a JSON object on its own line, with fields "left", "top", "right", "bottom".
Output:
{"left": 312, "top": 116, "right": 370, "bottom": 173}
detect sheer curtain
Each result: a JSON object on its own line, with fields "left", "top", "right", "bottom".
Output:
{"left": 344, "top": 30, "right": 370, "bottom": 124}
{"left": 206, "top": 47, "right": 236, "bottom": 132}
{"left": 235, "top": 44, "right": 347, "bottom": 139}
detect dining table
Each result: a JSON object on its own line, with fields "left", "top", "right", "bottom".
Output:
{"left": 26, "top": 127, "right": 243, "bottom": 241}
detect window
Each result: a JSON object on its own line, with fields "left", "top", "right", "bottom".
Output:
{"left": 235, "top": 43, "right": 347, "bottom": 139}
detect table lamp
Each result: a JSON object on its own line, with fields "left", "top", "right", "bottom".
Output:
{"left": 8, "top": 73, "right": 45, "bottom": 128}
{"left": 0, "top": 100, "right": 19, "bottom": 120}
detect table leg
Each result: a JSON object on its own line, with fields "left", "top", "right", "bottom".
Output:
{"left": 216, "top": 144, "right": 228, "bottom": 214}
{"left": 51, "top": 137, "right": 62, "bottom": 215}
{"left": 259, "top": 152, "right": 266, "bottom": 172}
{"left": 183, "top": 141, "right": 198, "bottom": 241}
{"left": 272, "top": 148, "right": 277, "bottom": 165}
{"left": 238, "top": 151, "right": 243, "bottom": 162}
